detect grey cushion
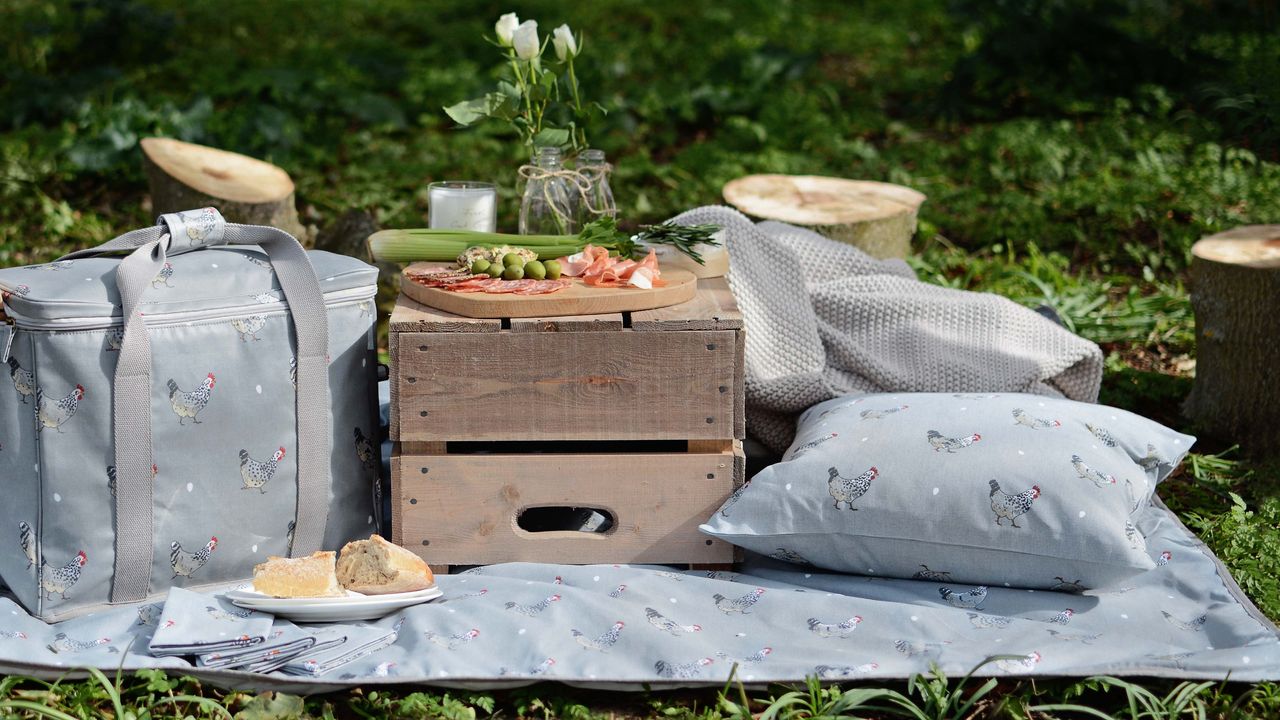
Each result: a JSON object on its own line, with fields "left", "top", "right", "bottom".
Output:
{"left": 701, "top": 392, "right": 1194, "bottom": 590}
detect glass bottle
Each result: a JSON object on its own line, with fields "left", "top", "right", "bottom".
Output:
{"left": 577, "top": 148, "right": 616, "bottom": 225}
{"left": 519, "top": 147, "right": 579, "bottom": 236}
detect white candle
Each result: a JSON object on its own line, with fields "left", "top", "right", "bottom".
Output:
{"left": 428, "top": 182, "right": 497, "bottom": 232}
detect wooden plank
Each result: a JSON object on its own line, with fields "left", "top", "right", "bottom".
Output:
{"left": 395, "top": 330, "right": 738, "bottom": 441}
{"left": 389, "top": 330, "right": 401, "bottom": 440}
{"left": 395, "top": 450, "right": 739, "bottom": 566}
{"left": 733, "top": 328, "right": 746, "bottom": 440}
{"left": 510, "top": 314, "right": 624, "bottom": 332}
{"left": 390, "top": 294, "right": 500, "bottom": 333}
{"left": 630, "top": 277, "right": 743, "bottom": 331}
{"left": 402, "top": 263, "right": 697, "bottom": 319}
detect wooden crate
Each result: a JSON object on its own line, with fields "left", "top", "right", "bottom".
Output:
{"left": 389, "top": 277, "right": 746, "bottom": 570}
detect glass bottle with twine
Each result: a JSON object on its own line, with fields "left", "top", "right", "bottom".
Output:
{"left": 518, "top": 147, "right": 580, "bottom": 236}
{"left": 577, "top": 148, "right": 616, "bottom": 226}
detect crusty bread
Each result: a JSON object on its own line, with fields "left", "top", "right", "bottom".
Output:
{"left": 252, "top": 551, "right": 345, "bottom": 598}
{"left": 336, "top": 535, "right": 434, "bottom": 595}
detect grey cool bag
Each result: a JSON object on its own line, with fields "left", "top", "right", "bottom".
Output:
{"left": 0, "top": 208, "right": 381, "bottom": 621}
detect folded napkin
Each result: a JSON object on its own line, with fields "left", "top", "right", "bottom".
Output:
{"left": 281, "top": 622, "right": 399, "bottom": 677}
{"left": 148, "top": 587, "right": 273, "bottom": 657}
{"left": 197, "top": 621, "right": 317, "bottom": 671}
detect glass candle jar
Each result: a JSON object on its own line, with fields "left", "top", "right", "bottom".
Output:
{"left": 428, "top": 181, "right": 497, "bottom": 232}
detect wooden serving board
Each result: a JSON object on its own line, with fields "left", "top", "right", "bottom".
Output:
{"left": 401, "top": 263, "right": 698, "bottom": 318}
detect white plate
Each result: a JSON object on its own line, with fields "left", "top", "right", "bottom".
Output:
{"left": 226, "top": 586, "right": 442, "bottom": 622}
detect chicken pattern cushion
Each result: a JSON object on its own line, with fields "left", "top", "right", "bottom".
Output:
{"left": 701, "top": 392, "right": 1195, "bottom": 590}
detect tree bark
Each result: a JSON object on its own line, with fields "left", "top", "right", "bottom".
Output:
{"left": 722, "top": 174, "right": 926, "bottom": 259}
{"left": 140, "top": 137, "right": 308, "bottom": 241}
{"left": 1184, "top": 225, "right": 1280, "bottom": 457}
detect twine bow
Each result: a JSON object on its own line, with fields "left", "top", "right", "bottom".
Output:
{"left": 518, "top": 162, "right": 615, "bottom": 223}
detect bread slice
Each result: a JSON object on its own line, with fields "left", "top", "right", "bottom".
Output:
{"left": 336, "top": 535, "right": 434, "bottom": 595}
{"left": 252, "top": 551, "right": 345, "bottom": 598}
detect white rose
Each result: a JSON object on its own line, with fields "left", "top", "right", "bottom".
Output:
{"left": 495, "top": 13, "right": 519, "bottom": 46}
{"left": 512, "top": 20, "right": 540, "bottom": 62}
{"left": 552, "top": 24, "right": 577, "bottom": 61}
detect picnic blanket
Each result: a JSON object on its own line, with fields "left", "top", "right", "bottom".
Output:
{"left": 669, "top": 206, "right": 1106, "bottom": 452}
{"left": 1, "top": 492, "right": 1277, "bottom": 691}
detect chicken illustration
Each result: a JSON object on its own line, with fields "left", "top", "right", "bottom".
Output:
{"left": 913, "top": 565, "right": 953, "bottom": 582}
{"left": 7, "top": 357, "right": 34, "bottom": 404}
{"left": 1137, "top": 444, "right": 1163, "bottom": 473}
{"left": 36, "top": 384, "right": 84, "bottom": 432}
{"left": 0, "top": 630, "right": 27, "bottom": 640}
{"left": 39, "top": 550, "right": 86, "bottom": 600}
{"left": 787, "top": 432, "right": 838, "bottom": 459}
{"left": 968, "top": 612, "right": 1013, "bottom": 629}
{"left": 1125, "top": 478, "right": 1142, "bottom": 513}
{"left": 18, "top": 521, "right": 35, "bottom": 569}
{"left": 2, "top": 283, "right": 31, "bottom": 298}
{"left": 861, "top": 405, "right": 908, "bottom": 420}
{"left": 354, "top": 427, "right": 376, "bottom": 472}
{"left": 1086, "top": 423, "right": 1117, "bottom": 447}
{"left": 1125, "top": 521, "right": 1143, "bottom": 550}
{"left": 713, "top": 588, "right": 765, "bottom": 615}
{"left": 1157, "top": 550, "right": 1172, "bottom": 566}
{"left": 451, "top": 588, "right": 488, "bottom": 601}
{"left": 770, "top": 548, "right": 810, "bottom": 565}
{"left": 425, "top": 628, "right": 480, "bottom": 650}
{"left": 528, "top": 658, "right": 556, "bottom": 676}
{"left": 1050, "top": 577, "right": 1085, "bottom": 592}
{"left": 719, "top": 483, "right": 749, "bottom": 518}
{"left": 170, "top": 536, "right": 217, "bottom": 578}
{"left": 895, "top": 639, "right": 950, "bottom": 657}
{"left": 239, "top": 446, "right": 286, "bottom": 493}
{"left": 716, "top": 647, "right": 772, "bottom": 664}
{"left": 105, "top": 327, "right": 123, "bottom": 352}
{"left": 135, "top": 603, "right": 163, "bottom": 626}
{"left": 152, "top": 262, "right": 174, "bottom": 288}
{"left": 372, "top": 661, "right": 397, "bottom": 678}
{"left": 807, "top": 615, "right": 862, "bottom": 638}
{"left": 995, "top": 652, "right": 1042, "bottom": 673}
{"left": 359, "top": 299, "right": 373, "bottom": 318}
{"left": 1047, "top": 629, "right": 1101, "bottom": 644}
{"left": 1047, "top": 608, "right": 1075, "bottom": 625}
{"left": 242, "top": 253, "right": 272, "bottom": 271}
{"left": 1162, "top": 610, "right": 1207, "bottom": 632}
{"left": 927, "top": 430, "right": 981, "bottom": 453}
{"left": 828, "top": 466, "right": 876, "bottom": 510}
{"left": 25, "top": 260, "right": 74, "bottom": 271}
{"left": 989, "top": 479, "right": 1040, "bottom": 527}
{"left": 207, "top": 605, "right": 257, "bottom": 622}
{"left": 504, "top": 594, "right": 561, "bottom": 617}
{"left": 47, "top": 633, "right": 109, "bottom": 654}
{"left": 288, "top": 357, "right": 297, "bottom": 388}
{"left": 654, "top": 571, "right": 685, "bottom": 582}
{"left": 939, "top": 586, "right": 987, "bottom": 609}
{"left": 572, "top": 621, "right": 625, "bottom": 651}
{"left": 814, "top": 663, "right": 878, "bottom": 678}
{"left": 1071, "top": 454, "right": 1117, "bottom": 487}
{"left": 1012, "top": 408, "right": 1060, "bottom": 429}
{"left": 645, "top": 607, "right": 701, "bottom": 635}
{"left": 608, "top": 584, "right": 627, "bottom": 598}
{"left": 167, "top": 373, "right": 215, "bottom": 425}
{"left": 655, "top": 657, "right": 714, "bottom": 679}
{"left": 230, "top": 315, "right": 265, "bottom": 341}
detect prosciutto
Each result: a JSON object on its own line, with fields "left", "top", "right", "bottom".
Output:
{"left": 555, "top": 245, "right": 664, "bottom": 289}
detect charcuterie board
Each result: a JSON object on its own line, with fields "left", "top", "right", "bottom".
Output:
{"left": 401, "top": 263, "right": 698, "bottom": 318}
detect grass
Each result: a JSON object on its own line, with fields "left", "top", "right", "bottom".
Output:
{"left": 3, "top": 0, "right": 1280, "bottom": 716}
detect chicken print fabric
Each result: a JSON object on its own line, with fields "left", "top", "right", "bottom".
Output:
{"left": 701, "top": 392, "right": 1196, "bottom": 590}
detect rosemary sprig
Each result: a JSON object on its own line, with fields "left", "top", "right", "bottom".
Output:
{"left": 634, "top": 222, "right": 721, "bottom": 265}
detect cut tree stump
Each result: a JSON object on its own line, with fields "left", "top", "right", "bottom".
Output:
{"left": 140, "top": 137, "right": 307, "bottom": 241}
{"left": 1184, "top": 225, "right": 1280, "bottom": 457}
{"left": 722, "top": 174, "right": 926, "bottom": 259}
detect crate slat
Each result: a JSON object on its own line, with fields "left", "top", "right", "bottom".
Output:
{"left": 392, "top": 444, "right": 743, "bottom": 566}
{"left": 390, "top": 297, "right": 501, "bottom": 333}
{"left": 510, "top": 314, "right": 624, "bottom": 332}
{"left": 630, "top": 277, "right": 743, "bottom": 331}
{"left": 395, "top": 329, "right": 738, "bottom": 441}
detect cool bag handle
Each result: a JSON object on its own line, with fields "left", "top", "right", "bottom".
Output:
{"left": 61, "top": 208, "right": 333, "bottom": 603}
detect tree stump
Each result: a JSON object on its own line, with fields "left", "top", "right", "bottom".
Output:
{"left": 722, "top": 174, "right": 926, "bottom": 259}
{"left": 140, "top": 137, "right": 307, "bottom": 241}
{"left": 1184, "top": 225, "right": 1280, "bottom": 457}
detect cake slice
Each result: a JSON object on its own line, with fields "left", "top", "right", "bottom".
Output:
{"left": 252, "top": 551, "right": 345, "bottom": 598}
{"left": 336, "top": 535, "right": 434, "bottom": 595}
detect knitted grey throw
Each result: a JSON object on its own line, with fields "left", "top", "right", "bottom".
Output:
{"left": 669, "top": 206, "right": 1105, "bottom": 452}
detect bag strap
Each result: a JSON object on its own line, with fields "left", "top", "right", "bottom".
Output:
{"left": 63, "top": 209, "right": 333, "bottom": 603}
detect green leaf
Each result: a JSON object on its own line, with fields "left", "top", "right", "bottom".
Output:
{"left": 235, "top": 691, "right": 305, "bottom": 720}
{"left": 443, "top": 97, "right": 494, "bottom": 127}
{"left": 532, "top": 127, "right": 571, "bottom": 148}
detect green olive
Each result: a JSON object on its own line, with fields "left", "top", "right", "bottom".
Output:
{"left": 502, "top": 264, "right": 525, "bottom": 280}
{"left": 524, "top": 260, "right": 546, "bottom": 280}
{"left": 502, "top": 252, "right": 525, "bottom": 268}
{"left": 543, "top": 259, "right": 562, "bottom": 280}
{"left": 470, "top": 258, "right": 491, "bottom": 274}
{"left": 485, "top": 263, "right": 504, "bottom": 278}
